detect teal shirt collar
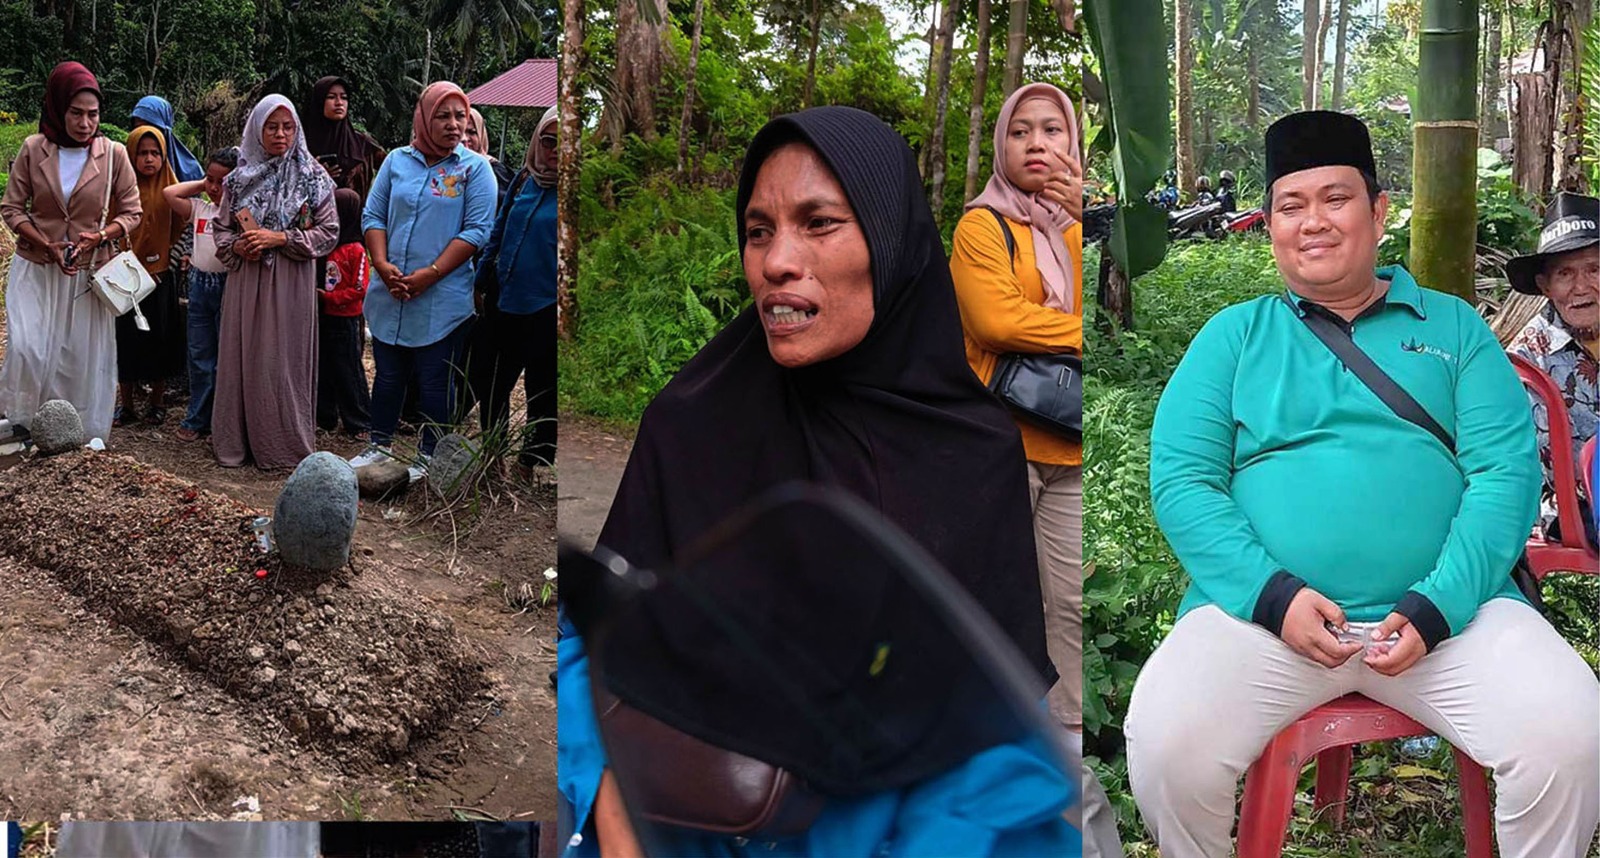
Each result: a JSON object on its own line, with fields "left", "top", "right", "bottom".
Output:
{"left": 1285, "top": 265, "right": 1428, "bottom": 320}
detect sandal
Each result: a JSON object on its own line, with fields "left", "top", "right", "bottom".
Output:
{"left": 175, "top": 427, "right": 201, "bottom": 442}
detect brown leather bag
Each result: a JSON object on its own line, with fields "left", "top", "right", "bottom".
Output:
{"left": 596, "top": 689, "right": 828, "bottom": 840}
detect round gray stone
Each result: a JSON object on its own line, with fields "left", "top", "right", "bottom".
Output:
{"left": 32, "top": 399, "right": 85, "bottom": 456}
{"left": 273, "top": 452, "right": 359, "bottom": 572}
{"left": 356, "top": 459, "right": 410, "bottom": 500}
{"left": 429, "top": 433, "right": 481, "bottom": 497}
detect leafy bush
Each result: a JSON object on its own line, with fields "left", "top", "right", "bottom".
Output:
{"left": 1378, "top": 149, "right": 1541, "bottom": 270}
{"left": 560, "top": 183, "right": 747, "bottom": 422}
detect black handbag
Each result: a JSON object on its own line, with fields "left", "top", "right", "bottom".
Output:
{"left": 981, "top": 207, "right": 1083, "bottom": 440}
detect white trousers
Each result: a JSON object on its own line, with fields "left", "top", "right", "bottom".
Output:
{"left": 1125, "top": 600, "right": 1600, "bottom": 858}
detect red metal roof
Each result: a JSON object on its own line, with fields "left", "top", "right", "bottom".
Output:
{"left": 467, "top": 59, "right": 559, "bottom": 109}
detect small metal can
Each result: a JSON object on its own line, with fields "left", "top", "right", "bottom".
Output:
{"left": 250, "top": 516, "right": 273, "bottom": 553}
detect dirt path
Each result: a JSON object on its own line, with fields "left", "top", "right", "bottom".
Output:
{"left": 0, "top": 421, "right": 559, "bottom": 824}
{"left": 555, "top": 415, "right": 634, "bottom": 551}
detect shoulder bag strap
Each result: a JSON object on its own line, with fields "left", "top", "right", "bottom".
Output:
{"left": 100, "top": 141, "right": 117, "bottom": 232}
{"left": 983, "top": 206, "right": 1017, "bottom": 273}
{"left": 1280, "top": 293, "right": 1455, "bottom": 454}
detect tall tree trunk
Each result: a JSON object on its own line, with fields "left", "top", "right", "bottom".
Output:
{"left": 1512, "top": 72, "right": 1553, "bottom": 197}
{"left": 600, "top": 0, "right": 667, "bottom": 151}
{"left": 1411, "top": 0, "right": 1480, "bottom": 303}
{"left": 1004, "top": 0, "right": 1028, "bottom": 97}
{"left": 676, "top": 0, "right": 705, "bottom": 178}
{"left": 1303, "top": 0, "right": 1319, "bottom": 108}
{"left": 920, "top": 1, "right": 939, "bottom": 177}
{"left": 1247, "top": 38, "right": 1261, "bottom": 127}
{"left": 928, "top": 0, "right": 960, "bottom": 218}
{"left": 1175, "top": 0, "right": 1196, "bottom": 195}
{"left": 1311, "top": 0, "right": 1333, "bottom": 107}
{"left": 1479, "top": 4, "right": 1503, "bottom": 146}
{"left": 557, "top": 0, "right": 584, "bottom": 340}
{"left": 1555, "top": 0, "right": 1589, "bottom": 191}
{"left": 1331, "top": 0, "right": 1351, "bottom": 108}
{"left": 802, "top": 0, "right": 823, "bottom": 109}
{"left": 964, "top": 0, "right": 994, "bottom": 202}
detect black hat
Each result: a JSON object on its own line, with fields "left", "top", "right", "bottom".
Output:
{"left": 1506, "top": 193, "right": 1599, "bottom": 294}
{"left": 1265, "top": 110, "right": 1377, "bottom": 189}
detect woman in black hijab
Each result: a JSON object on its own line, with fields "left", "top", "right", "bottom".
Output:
{"left": 556, "top": 107, "right": 1075, "bottom": 856}
{"left": 302, "top": 76, "right": 386, "bottom": 199}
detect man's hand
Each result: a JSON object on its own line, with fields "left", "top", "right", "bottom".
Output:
{"left": 1363, "top": 612, "right": 1427, "bottom": 676}
{"left": 1282, "top": 588, "right": 1364, "bottom": 668}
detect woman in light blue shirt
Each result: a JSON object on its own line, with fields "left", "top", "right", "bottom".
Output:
{"left": 353, "top": 81, "right": 497, "bottom": 478}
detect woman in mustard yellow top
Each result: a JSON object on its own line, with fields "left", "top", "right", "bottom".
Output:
{"left": 950, "top": 82, "right": 1084, "bottom": 735}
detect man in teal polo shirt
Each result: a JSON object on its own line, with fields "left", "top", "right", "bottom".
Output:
{"left": 1124, "top": 111, "right": 1600, "bottom": 858}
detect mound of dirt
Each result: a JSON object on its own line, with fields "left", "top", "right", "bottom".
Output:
{"left": 0, "top": 452, "right": 490, "bottom": 767}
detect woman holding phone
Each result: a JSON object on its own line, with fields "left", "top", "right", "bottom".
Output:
{"left": 303, "top": 76, "right": 387, "bottom": 200}
{"left": 211, "top": 94, "right": 338, "bottom": 470}
{"left": 0, "top": 61, "right": 141, "bottom": 444}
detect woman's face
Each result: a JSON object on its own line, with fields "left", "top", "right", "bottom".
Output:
{"left": 430, "top": 98, "right": 468, "bottom": 151}
{"left": 1001, "top": 97, "right": 1071, "bottom": 193}
{"left": 464, "top": 116, "right": 482, "bottom": 151}
{"left": 742, "top": 142, "right": 874, "bottom": 368}
{"left": 537, "top": 127, "right": 557, "bottom": 162}
{"left": 323, "top": 84, "right": 349, "bottom": 122}
{"left": 65, "top": 90, "right": 100, "bottom": 144}
{"left": 262, "top": 106, "right": 296, "bottom": 157}
{"left": 134, "top": 135, "right": 164, "bottom": 177}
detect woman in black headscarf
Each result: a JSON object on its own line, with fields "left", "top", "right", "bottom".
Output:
{"left": 302, "top": 76, "right": 386, "bottom": 199}
{"left": 556, "top": 107, "right": 1075, "bottom": 856}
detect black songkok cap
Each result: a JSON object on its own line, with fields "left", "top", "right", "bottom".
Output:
{"left": 1265, "top": 110, "right": 1378, "bottom": 188}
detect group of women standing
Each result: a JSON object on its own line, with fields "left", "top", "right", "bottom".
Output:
{"left": 0, "top": 62, "right": 560, "bottom": 479}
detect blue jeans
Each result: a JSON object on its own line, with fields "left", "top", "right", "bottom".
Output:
{"left": 180, "top": 269, "right": 226, "bottom": 432}
{"left": 369, "top": 320, "right": 469, "bottom": 456}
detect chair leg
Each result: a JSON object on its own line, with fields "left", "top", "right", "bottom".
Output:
{"left": 1238, "top": 737, "right": 1301, "bottom": 858}
{"left": 1312, "top": 746, "right": 1354, "bottom": 829}
{"left": 1454, "top": 748, "right": 1495, "bottom": 858}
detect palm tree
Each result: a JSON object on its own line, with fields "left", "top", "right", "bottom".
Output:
{"left": 425, "top": 0, "right": 544, "bottom": 87}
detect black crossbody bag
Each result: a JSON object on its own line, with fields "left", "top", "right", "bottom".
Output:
{"left": 1282, "top": 294, "right": 1545, "bottom": 610}
{"left": 982, "top": 207, "right": 1082, "bottom": 440}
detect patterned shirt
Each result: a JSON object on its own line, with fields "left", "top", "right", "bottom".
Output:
{"left": 1506, "top": 305, "right": 1598, "bottom": 524}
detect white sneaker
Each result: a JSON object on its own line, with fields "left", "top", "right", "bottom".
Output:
{"left": 407, "top": 455, "right": 429, "bottom": 485}
{"left": 349, "top": 445, "right": 394, "bottom": 469}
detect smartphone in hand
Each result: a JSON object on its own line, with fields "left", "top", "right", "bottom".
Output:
{"left": 236, "top": 208, "right": 261, "bottom": 232}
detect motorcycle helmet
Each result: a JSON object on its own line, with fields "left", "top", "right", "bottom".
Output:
{"left": 1219, "top": 170, "right": 1236, "bottom": 188}
{"left": 1163, "top": 169, "right": 1177, "bottom": 185}
{"left": 1196, "top": 175, "right": 1212, "bottom": 192}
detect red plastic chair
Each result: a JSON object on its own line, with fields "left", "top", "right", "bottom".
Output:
{"left": 1236, "top": 356, "right": 1599, "bottom": 857}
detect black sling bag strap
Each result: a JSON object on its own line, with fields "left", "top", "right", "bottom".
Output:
{"left": 1279, "top": 293, "right": 1457, "bottom": 455}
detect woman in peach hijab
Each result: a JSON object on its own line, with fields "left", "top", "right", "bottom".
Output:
{"left": 351, "top": 82, "right": 497, "bottom": 481}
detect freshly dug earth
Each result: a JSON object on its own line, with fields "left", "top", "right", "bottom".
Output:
{"left": 0, "top": 452, "right": 489, "bottom": 766}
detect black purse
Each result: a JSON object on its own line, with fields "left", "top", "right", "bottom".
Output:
{"left": 980, "top": 207, "right": 1083, "bottom": 440}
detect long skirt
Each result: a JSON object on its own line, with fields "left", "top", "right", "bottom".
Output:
{"left": 0, "top": 255, "right": 117, "bottom": 441}
{"left": 114, "top": 267, "right": 187, "bottom": 384}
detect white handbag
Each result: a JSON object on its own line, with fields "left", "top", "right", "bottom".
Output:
{"left": 87, "top": 142, "right": 158, "bottom": 331}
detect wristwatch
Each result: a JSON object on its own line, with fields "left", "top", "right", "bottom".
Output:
{"left": 98, "top": 229, "right": 106, "bottom": 243}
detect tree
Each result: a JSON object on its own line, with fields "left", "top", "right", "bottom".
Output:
{"left": 926, "top": 0, "right": 959, "bottom": 216}
{"left": 1004, "top": 0, "right": 1027, "bottom": 97}
{"left": 1311, "top": 0, "right": 1333, "bottom": 107}
{"left": 964, "top": 0, "right": 994, "bottom": 201}
{"left": 1331, "top": 0, "right": 1351, "bottom": 108}
{"left": 424, "top": 0, "right": 544, "bottom": 87}
{"left": 1302, "top": 0, "right": 1318, "bottom": 108}
{"left": 1478, "top": 2, "right": 1503, "bottom": 145}
{"left": 598, "top": 0, "right": 667, "bottom": 151}
{"left": 1411, "top": 0, "right": 1479, "bottom": 303}
{"left": 803, "top": 0, "right": 825, "bottom": 108}
{"left": 677, "top": 0, "right": 705, "bottom": 177}
{"left": 1175, "top": 0, "right": 1196, "bottom": 194}
{"left": 558, "top": 0, "right": 583, "bottom": 339}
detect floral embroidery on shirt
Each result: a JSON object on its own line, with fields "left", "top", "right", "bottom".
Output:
{"left": 1507, "top": 305, "right": 1598, "bottom": 525}
{"left": 429, "top": 167, "right": 467, "bottom": 199}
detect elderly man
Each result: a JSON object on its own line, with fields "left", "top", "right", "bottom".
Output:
{"left": 1506, "top": 192, "right": 1599, "bottom": 535}
{"left": 1125, "top": 111, "right": 1600, "bottom": 858}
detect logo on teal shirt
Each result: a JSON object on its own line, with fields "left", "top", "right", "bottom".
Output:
{"left": 1401, "top": 338, "right": 1456, "bottom": 363}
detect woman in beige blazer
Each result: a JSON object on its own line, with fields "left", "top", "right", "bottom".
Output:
{"left": 0, "top": 61, "right": 141, "bottom": 443}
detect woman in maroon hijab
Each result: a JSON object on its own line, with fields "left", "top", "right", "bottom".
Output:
{"left": 0, "top": 62, "right": 141, "bottom": 443}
